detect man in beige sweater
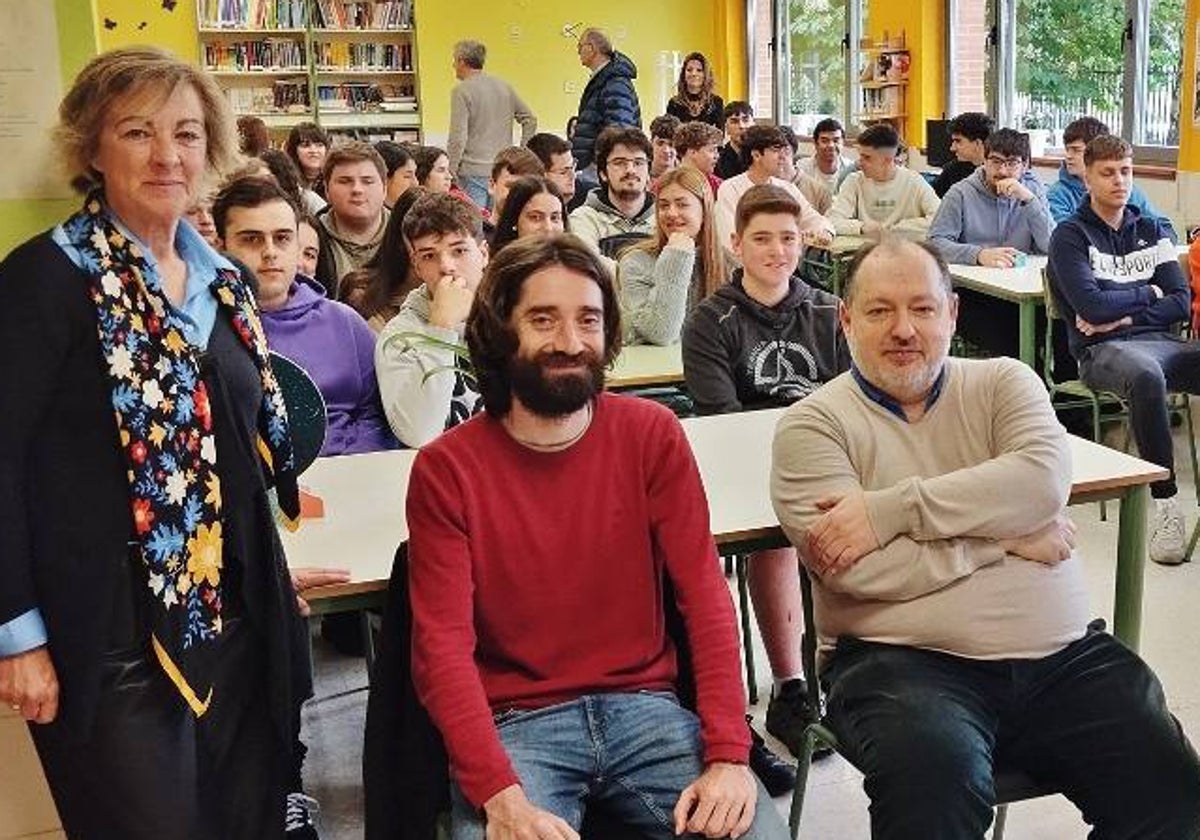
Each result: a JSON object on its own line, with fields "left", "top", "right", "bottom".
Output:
{"left": 827, "top": 123, "right": 940, "bottom": 239}
{"left": 447, "top": 40, "right": 537, "bottom": 209}
{"left": 770, "top": 237, "right": 1200, "bottom": 839}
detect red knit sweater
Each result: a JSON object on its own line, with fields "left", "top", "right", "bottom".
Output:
{"left": 406, "top": 393, "right": 750, "bottom": 807}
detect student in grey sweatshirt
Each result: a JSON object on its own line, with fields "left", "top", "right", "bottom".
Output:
{"left": 928, "top": 128, "right": 1054, "bottom": 267}
{"left": 618, "top": 166, "right": 727, "bottom": 345}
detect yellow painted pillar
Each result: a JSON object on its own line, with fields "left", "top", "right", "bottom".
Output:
{"left": 865, "top": 0, "right": 944, "bottom": 148}
{"left": 1178, "top": 0, "right": 1200, "bottom": 172}
{"left": 713, "top": 0, "right": 748, "bottom": 101}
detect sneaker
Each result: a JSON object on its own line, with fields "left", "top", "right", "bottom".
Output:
{"left": 765, "top": 678, "right": 829, "bottom": 759}
{"left": 1150, "top": 496, "right": 1188, "bottom": 566}
{"left": 748, "top": 720, "right": 796, "bottom": 797}
{"left": 285, "top": 792, "right": 321, "bottom": 840}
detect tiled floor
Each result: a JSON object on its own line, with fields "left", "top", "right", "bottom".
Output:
{"left": 302, "top": 431, "right": 1200, "bottom": 839}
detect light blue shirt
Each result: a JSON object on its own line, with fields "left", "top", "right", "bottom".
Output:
{"left": 0, "top": 215, "right": 237, "bottom": 658}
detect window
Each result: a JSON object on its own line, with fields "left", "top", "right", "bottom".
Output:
{"left": 987, "top": 0, "right": 1183, "bottom": 156}
{"left": 782, "top": 0, "right": 866, "bottom": 134}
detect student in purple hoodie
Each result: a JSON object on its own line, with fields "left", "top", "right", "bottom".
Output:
{"left": 213, "top": 177, "right": 398, "bottom": 457}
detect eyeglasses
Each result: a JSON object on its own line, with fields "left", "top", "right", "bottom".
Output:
{"left": 986, "top": 155, "right": 1025, "bottom": 169}
{"left": 608, "top": 157, "right": 649, "bottom": 170}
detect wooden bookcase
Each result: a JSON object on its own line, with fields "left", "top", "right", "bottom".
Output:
{"left": 855, "top": 31, "right": 910, "bottom": 140}
{"left": 195, "top": 0, "right": 421, "bottom": 142}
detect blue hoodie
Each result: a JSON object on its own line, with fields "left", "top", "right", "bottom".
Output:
{"left": 928, "top": 168, "right": 1055, "bottom": 265}
{"left": 260, "top": 276, "right": 399, "bottom": 455}
{"left": 1047, "top": 203, "right": 1188, "bottom": 357}
{"left": 1047, "top": 161, "right": 1177, "bottom": 241}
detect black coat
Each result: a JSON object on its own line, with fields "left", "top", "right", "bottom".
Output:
{"left": 0, "top": 233, "right": 309, "bottom": 744}
{"left": 666, "top": 94, "right": 725, "bottom": 128}
{"left": 571, "top": 52, "right": 642, "bottom": 170}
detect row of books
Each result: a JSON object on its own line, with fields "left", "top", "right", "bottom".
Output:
{"left": 860, "top": 87, "right": 904, "bottom": 116}
{"left": 197, "top": 0, "right": 307, "bottom": 28}
{"left": 312, "top": 41, "right": 413, "bottom": 71}
{"left": 316, "top": 81, "right": 415, "bottom": 110}
{"left": 204, "top": 39, "right": 307, "bottom": 72}
{"left": 224, "top": 79, "right": 311, "bottom": 113}
{"left": 312, "top": 0, "right": 413, "bottom": 30}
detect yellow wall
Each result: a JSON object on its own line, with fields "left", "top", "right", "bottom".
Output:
{"left": 867, "top": 0, "right": 944, "bottom": 148}
{"left": 95, "top": 0, "right": 200, "bottom": 62}
{"left": 0, "top": 0, "right": 97, "bottom": 258}
{"left": 1179, "top": 0, "right": 1200, "bottom": 172}
{"left": 414, "top": 0, "right": 727, "bottom": 140}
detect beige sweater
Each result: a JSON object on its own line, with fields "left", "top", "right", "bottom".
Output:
{"left": 447, "top": 72, "right": 537, "bottom": 178}
{"left": 828, "top": 168, "right": 941, "bottom": 237}
{"left": 770, "top": 356, "right": 1090, "bottom": 661}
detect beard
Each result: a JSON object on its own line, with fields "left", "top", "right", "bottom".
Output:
{"left": 508, "top": 349, "right": 605, "bottom": 417}
{"left": 847, "top": 338, "right": 948, "bottom": 407}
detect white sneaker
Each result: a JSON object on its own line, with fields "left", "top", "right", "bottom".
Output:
{"left": 1149, "top": 496, "right": 1188, "bottom": 566}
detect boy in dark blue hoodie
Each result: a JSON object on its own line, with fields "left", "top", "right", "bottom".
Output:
{"left": 1048, "top": 134, "right": 1197, "bottom": 566}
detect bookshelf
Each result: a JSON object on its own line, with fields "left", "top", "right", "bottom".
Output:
{"left": 855, "top": 32, "right": 910, "bottom": 140}
{"left": 195, "top": 0, "right": 421, "bottom": 142}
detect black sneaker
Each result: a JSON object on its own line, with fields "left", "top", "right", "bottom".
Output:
{"left": 748, "top": 720, "right": 796, "bottom": 797}
{"left": 765, "top": 678, "right": 830, "bottom": 759}
{"left": 285, "top": 792, "right": 320, "bottom": 839}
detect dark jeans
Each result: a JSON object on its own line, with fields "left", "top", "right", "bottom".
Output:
{"left": 1078, "top": 332, "right": 1200, "bottom": 498}
{"left": 822, "top": 631, "right": 1200, "bottom": 840}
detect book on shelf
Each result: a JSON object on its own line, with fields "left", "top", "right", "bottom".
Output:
{"left": 312, "top": 0, "right": 413, "bottom": 30}
{"left": 223, "top": 77, "right": 310, "bottom": 113}
{"left": 204, "top": 38, "right": 306, "bottom": 71}
{"left": 312, "top": 41, "right": 412, "bottom": 71}
{"left": 197, "top": 0, "right": 308, "bottom": 29}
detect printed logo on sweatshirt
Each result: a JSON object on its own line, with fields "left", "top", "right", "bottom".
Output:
{"left": 1087, "top": 238, "right": 1176, "bottom": 284}
{"left": 747, "top": 339, "right": 822, "bottom": 401}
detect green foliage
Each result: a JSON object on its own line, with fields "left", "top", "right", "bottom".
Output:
{"left": 380, "top": 330, "right": 477, "bottom": 386}
{"left": 788, "top": 0, "right": 847, "bottom": 115}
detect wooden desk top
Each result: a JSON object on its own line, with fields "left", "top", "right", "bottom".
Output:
{"left": 607, "top": 344, "right": 684, "bottom": 388}
{"left": 949, "top": 256, "right": 1048, "bottom": 300}
{"left": 286, "top": 405, "right": 1165, "bottom": 602}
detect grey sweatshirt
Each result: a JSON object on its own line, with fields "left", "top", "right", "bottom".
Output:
{"left": 928, "top": 168, "right": 1054, "bottom": 265}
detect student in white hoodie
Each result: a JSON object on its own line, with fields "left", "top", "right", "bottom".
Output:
{"left": 828, "top": 123, "right": 940, "bottom": 239}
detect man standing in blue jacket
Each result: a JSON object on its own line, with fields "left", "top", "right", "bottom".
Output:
{"left": 572, "top": 28, "right": 642, "bottom": 172}
{"left": 1048, "top": 134, "right": 1198, "bottom": 566}
{"left": 1048, "top": 117, "right": 1177, "bottom": 241}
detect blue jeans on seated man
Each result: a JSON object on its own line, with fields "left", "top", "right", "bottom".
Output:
{"left": 1077, "top": 331, "right": 1200, "bottom": 498}
{"left": 822, "top": 630, "right": 1200, "bottom": 840}
{"left": 458, "top": 175, "right": 491, "bottom": 211}
{"left": 449, "top": 691, "right": 789, "bottom": 840}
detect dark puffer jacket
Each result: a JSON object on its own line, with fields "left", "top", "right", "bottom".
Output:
{"left": 572, "top": 52, "right": 642, "bottom": 170}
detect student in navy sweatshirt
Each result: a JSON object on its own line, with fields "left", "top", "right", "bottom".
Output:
{"left": 1048, "top": 134, "right": 1197, "bottom": 566}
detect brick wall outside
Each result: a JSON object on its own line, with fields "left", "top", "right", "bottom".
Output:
{"left": 954, "top": 0, "right": 988, "bottom": 114}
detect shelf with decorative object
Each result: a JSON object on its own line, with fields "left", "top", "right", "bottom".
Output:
{"left": 856, "top": 30, "right": 910, "bottom": 139}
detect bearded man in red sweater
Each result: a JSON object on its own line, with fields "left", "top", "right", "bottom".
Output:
{"left": 405, "top": 234, "right": 788, "bottom": 840}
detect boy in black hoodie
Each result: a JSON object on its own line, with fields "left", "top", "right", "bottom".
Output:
{"left": 683, "top": 184, "right": 850, "bottom": 771}
{"left": 1049, "top": 134, "right": 1197, "bottom": 566}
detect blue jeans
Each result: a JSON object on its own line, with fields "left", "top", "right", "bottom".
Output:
{"left": 1078, "top": 331, "right": 1200, "bottom": 498}
{"left": 449, "top": 692, "right": 788, "bottom": 840}
{"left": 822, "top": 631, "right": 1200, "bottom": 840}
{"left": 457, "top": 174, "right": 491, "bottom": 210}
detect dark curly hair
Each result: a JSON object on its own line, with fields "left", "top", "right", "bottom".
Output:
{"left": 465, "top": 234, "right": 622, "bottom": 418}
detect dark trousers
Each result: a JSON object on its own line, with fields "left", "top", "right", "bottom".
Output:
{"left": 1078, "top": 332, "right": 1200, "bottom": 498}
{"left": 30, "top": 561, "right": 287, "bottom": 840}
{"left": 822, "top": 631, "right": 1200, "bottom": 840}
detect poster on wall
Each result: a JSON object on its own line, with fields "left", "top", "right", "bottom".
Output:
{"left": 0, "top": 1, "right": 70, "bottom": 200}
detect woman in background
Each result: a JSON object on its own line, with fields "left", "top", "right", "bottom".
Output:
{"left": 666, "top": 52, "right": 724, "bottom": 127}
{"left": 340, "top": 186, "right": 427, "bottom": 331}
{"left": 285, "top": 121, "right": 329, "bottom": 197}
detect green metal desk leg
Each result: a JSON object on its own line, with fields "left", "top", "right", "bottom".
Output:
{"left": 1113, "top": 484, "right": 1149, "bottom": 651}
{"left": 1018, "top": 299, "right": 1037, "bottom": 368}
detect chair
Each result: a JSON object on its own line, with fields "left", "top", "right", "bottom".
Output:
{"left": 787, "top": 570, "right": 1058, "bottom": 840}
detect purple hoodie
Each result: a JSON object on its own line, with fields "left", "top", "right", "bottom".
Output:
{"left": 260, "top": 277, "right": 399, "bottom": 455}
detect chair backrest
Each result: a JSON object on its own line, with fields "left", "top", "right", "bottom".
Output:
{"left": 798, "top": 567, "right": 823, "bottom": 717}
{"left": 1040, "top": 270, "right": 1066, "bottom": 387}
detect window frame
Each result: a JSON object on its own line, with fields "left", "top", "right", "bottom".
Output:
{"left": 774, "top": 0, "right": 865, "bottom": 131}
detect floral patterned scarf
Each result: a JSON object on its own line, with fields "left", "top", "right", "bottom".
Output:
{"left": 61, "top": 192, "right": 300, "bottom": 717}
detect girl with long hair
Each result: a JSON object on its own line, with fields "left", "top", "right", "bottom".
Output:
{"left": 488, "top": 176, "right": 568, "bottom": 254}
{"left": 666, "top": 52, "right": 724, "bottom": 127}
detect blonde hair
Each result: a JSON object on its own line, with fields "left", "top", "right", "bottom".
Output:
{"left": 640, "top": 166, "right": 726, "bottom": 299}
{"left": 55, "top": 47, "right": 239, "bottom": 193}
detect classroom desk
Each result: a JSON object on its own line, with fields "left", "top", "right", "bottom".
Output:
{"left": 606, "top": 343, "right": 685, "bottom": 389}
{"left": 289, "top": 406, "right": 1166, "bottom": 651}
{"left": 808, "top": 235, "right": 871, "bottom": 295}
{"left": 948, "top": 256, "right": 1048, "bottom": 368}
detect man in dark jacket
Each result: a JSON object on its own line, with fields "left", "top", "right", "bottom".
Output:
{"left": 683, "top": 184, "right": 850, "bottom": 766}
{"left": 571, "top": 27, "right": 641, "bottom": 171}
{"left": 1048, "top": 134, "right": 1199, "bottom": 567}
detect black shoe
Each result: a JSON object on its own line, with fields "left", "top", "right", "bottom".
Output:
{"left": 285, "top": 792, "right": 320, "bottom": 839}
{"left": 766, "top": 679, "right": 830, "bottom": 759}
{"left": 748, "top": 722, "right": 796, "bottom": 797}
